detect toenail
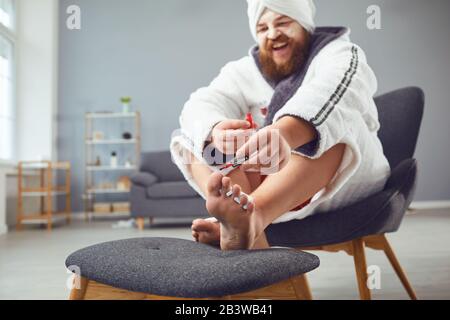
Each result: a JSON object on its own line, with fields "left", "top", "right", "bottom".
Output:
{"left": 226, "top": 190, "right": 233, "bottom": 197}
{"left": 233, "top": 197, "right": 241, "bottom": 204}
{"left": 242, "top": 204, "right": 248, "bottom": 210}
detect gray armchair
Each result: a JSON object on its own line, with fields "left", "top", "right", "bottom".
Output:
{"left": 130, "top": 151, "right": 208, "bottom": 229}
{"left": 266, "top": 87, "right": 425, "bottom": 300}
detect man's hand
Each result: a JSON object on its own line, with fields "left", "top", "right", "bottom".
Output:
{"left": 235, "top": 116, "right": 317, "bottom": 174}
{"left": 235, "top": 126, "right": 291, "bottom": 174}
{"left": 210, "top": 119, "right": 256, "bottom": 155}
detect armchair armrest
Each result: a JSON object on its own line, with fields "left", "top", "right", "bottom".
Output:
{"left": 130, "top": 172, "right": 158, "bottom": 187}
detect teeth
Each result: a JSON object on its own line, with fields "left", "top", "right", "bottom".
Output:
{"left": 273, "top": 43, "right": 287, "bottom": 49}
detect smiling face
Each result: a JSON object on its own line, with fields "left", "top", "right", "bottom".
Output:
{"left": 256, "top": 9, "right": 310, "bottom": 82}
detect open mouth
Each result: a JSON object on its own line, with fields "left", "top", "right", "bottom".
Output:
{"left": 272, "top": 42, "right": 289, "bottom": 51}
{"left": 271, "top": 42, "right": 290, "bottom": 56}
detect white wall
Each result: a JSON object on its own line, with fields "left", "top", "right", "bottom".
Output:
{"left": 16, "top": 0, "right": 59, "bottom": 162}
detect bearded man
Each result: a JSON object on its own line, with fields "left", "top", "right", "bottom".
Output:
{"left": 170, "top": 0, "right": 390, "bottom": 250}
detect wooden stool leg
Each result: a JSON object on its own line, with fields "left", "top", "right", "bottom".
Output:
{"left": 352, "top": 238, "right": 371, "bottom": 300}
{"left": 291, "top": 274, "right": 313, "bottom": 300}
{"left": 47, "top": 217, "right": 53, "bottom": 232}
{"left": 69, "top": 276, "right": 89, "bottom": 300}
{"left": 136, "top": 217, "right": 145, "bottom": 231}
{"left": 379, "top": 235, "right": 417, "bottom": 300}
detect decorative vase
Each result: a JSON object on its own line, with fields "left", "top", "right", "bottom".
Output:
{"left": 110, "top": 152, "right": 118, "bottom": 168}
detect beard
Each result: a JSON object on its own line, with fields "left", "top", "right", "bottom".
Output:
{"left": 259, "top": 33, "right": 310, "bottom": 83}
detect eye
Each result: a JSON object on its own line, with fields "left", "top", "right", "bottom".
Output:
{"left": 257, "top": 26, "right": 268, "bottom": 33}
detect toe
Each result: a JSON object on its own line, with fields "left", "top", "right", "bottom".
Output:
{"left": 245, "top": 200, "right": 255, "bottom": 212}
{"left": 222, "top": 177, "right": 232, "bottom": 194}
{"left": 191, "top": 219, "right": 203, "bottom": 231}
{"left": 207, "top": 172, "right": 224, "bottom": 196}
{"left": 193, "top": 220, "right": 212, "bottom": 232}
{"left": 232, "top": 185, "right": 241, "bottom": 198}
{"left": 240, "top": 195, "right": 248, "bottom": 207}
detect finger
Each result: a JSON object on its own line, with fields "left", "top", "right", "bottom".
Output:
{"left": 236, "top": 137, "right": 258, "bottom": 160}
{"left": 240, "top": 163, "right": 260, "bottom": 172}
{"left": 222, "top": 141, "right": 238, "bottom": 154}
{"left": 256, "top": 146, "right": 273, "bottom": 166}
{"left": 236, "top": 130, "right": 269, "bottom": 159}
{"left": 218, "top": 120, "right": 251, "bottom": 130}
{"left": 223, "top": 129, "right": 254, "bottom": 140}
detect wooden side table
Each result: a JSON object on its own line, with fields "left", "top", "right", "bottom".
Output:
{"left": 17, "top": 161, "right": 71, "bottom": 231}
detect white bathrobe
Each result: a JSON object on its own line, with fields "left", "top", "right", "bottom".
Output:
{"left": 170, "top": 29, "right": 391, "bottom": 224}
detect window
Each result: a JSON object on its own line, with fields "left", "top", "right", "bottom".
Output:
{"left": 0, "top": 0, "right": 15, "bottom": 161}
{"left": 0, "top": 0, "right": 14, "bottom": 29}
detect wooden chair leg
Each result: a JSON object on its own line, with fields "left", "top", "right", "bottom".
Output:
{"left": 352, "top": 238, "right": 371, "bottom": 300}
{"left": 69, "top": 276, "right": 89, "bottom": 300}
{"left": 136, "top": 217, "right": 145, "bottom": 231}
{"left": 379, "top": 235, "right": 417, "bottom": 300}
{"left": 290, "top": 274, "right": 313, "bottom": 300}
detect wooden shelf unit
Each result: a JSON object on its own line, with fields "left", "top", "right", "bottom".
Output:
{"left": 17, "top": 161, "right": 72, "bottom": 231}
{"left": 84, "top": 111, "right": 141, "bottom": 220}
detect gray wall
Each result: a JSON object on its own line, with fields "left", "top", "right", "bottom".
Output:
{"left": 58, "top": 0, "right": 450, "bottom": 211}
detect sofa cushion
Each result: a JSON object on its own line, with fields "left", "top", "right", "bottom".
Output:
{"left": 140, "top": 151, "right": 185, "bottom": 182}
{"left": 130, "top": 172, "right": 158, "bottom": 187}
{"left": 146, "top": 181, "right": 199, "bottom": 199}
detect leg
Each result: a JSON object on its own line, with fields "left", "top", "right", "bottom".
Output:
{"left": 352, "top": 238, "right": 371, "bottom": 300}
{"left": 69, "top": 276, "right": 89, "bottom": 300}
{"left": 206, "top": 144, "right": 345, "bottom": 250}
{"left": 189, "top": 153, "right": 265, "bottom": 246}
{"left": 136, "top": 217, "right": 145, "bottom": 231}
{"left": 291, "top": 274, "right": 313, "bottom": 300}
{"left": 379, "top": 235, "right": 417, "bottom": 300}
{"left": 249, "top": 144, "right": 346, "bottom": 228}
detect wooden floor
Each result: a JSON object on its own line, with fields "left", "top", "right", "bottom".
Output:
{"left": 0, "top": 210, "right": 449, "bottom": 300}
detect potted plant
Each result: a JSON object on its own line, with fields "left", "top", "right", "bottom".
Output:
{"left": 120, "top": 96, "right": 132, "bottom": 113}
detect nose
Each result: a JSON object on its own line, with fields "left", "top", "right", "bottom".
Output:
{"left": 267, "top": 26, "right": 281, "bottom": 40}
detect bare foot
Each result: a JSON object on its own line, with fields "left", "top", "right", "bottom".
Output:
{"left": 205, "top": 172, "right": 262, "bottom": 250}
{"left": 191, "top": 218, "right": 220, "bottom": 247}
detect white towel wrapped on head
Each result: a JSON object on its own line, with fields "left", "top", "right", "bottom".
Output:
{"left": 247, "top": 0, "right": 316, "bottom": 42}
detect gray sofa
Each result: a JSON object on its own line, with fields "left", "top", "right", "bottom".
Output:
{"left": 130, "top": 151, "right": 208, "bottom": 229}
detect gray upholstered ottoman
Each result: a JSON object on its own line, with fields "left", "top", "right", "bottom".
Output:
{"left": 66, "top": 237, "right": 320, "bottom": 300}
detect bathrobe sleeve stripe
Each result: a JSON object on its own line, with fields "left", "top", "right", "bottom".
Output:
{"left": 311, "top": 46, "right": 359, "bottom": 127}
{"left": 273, "top": 41, "right": 378, "bottom": 160}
